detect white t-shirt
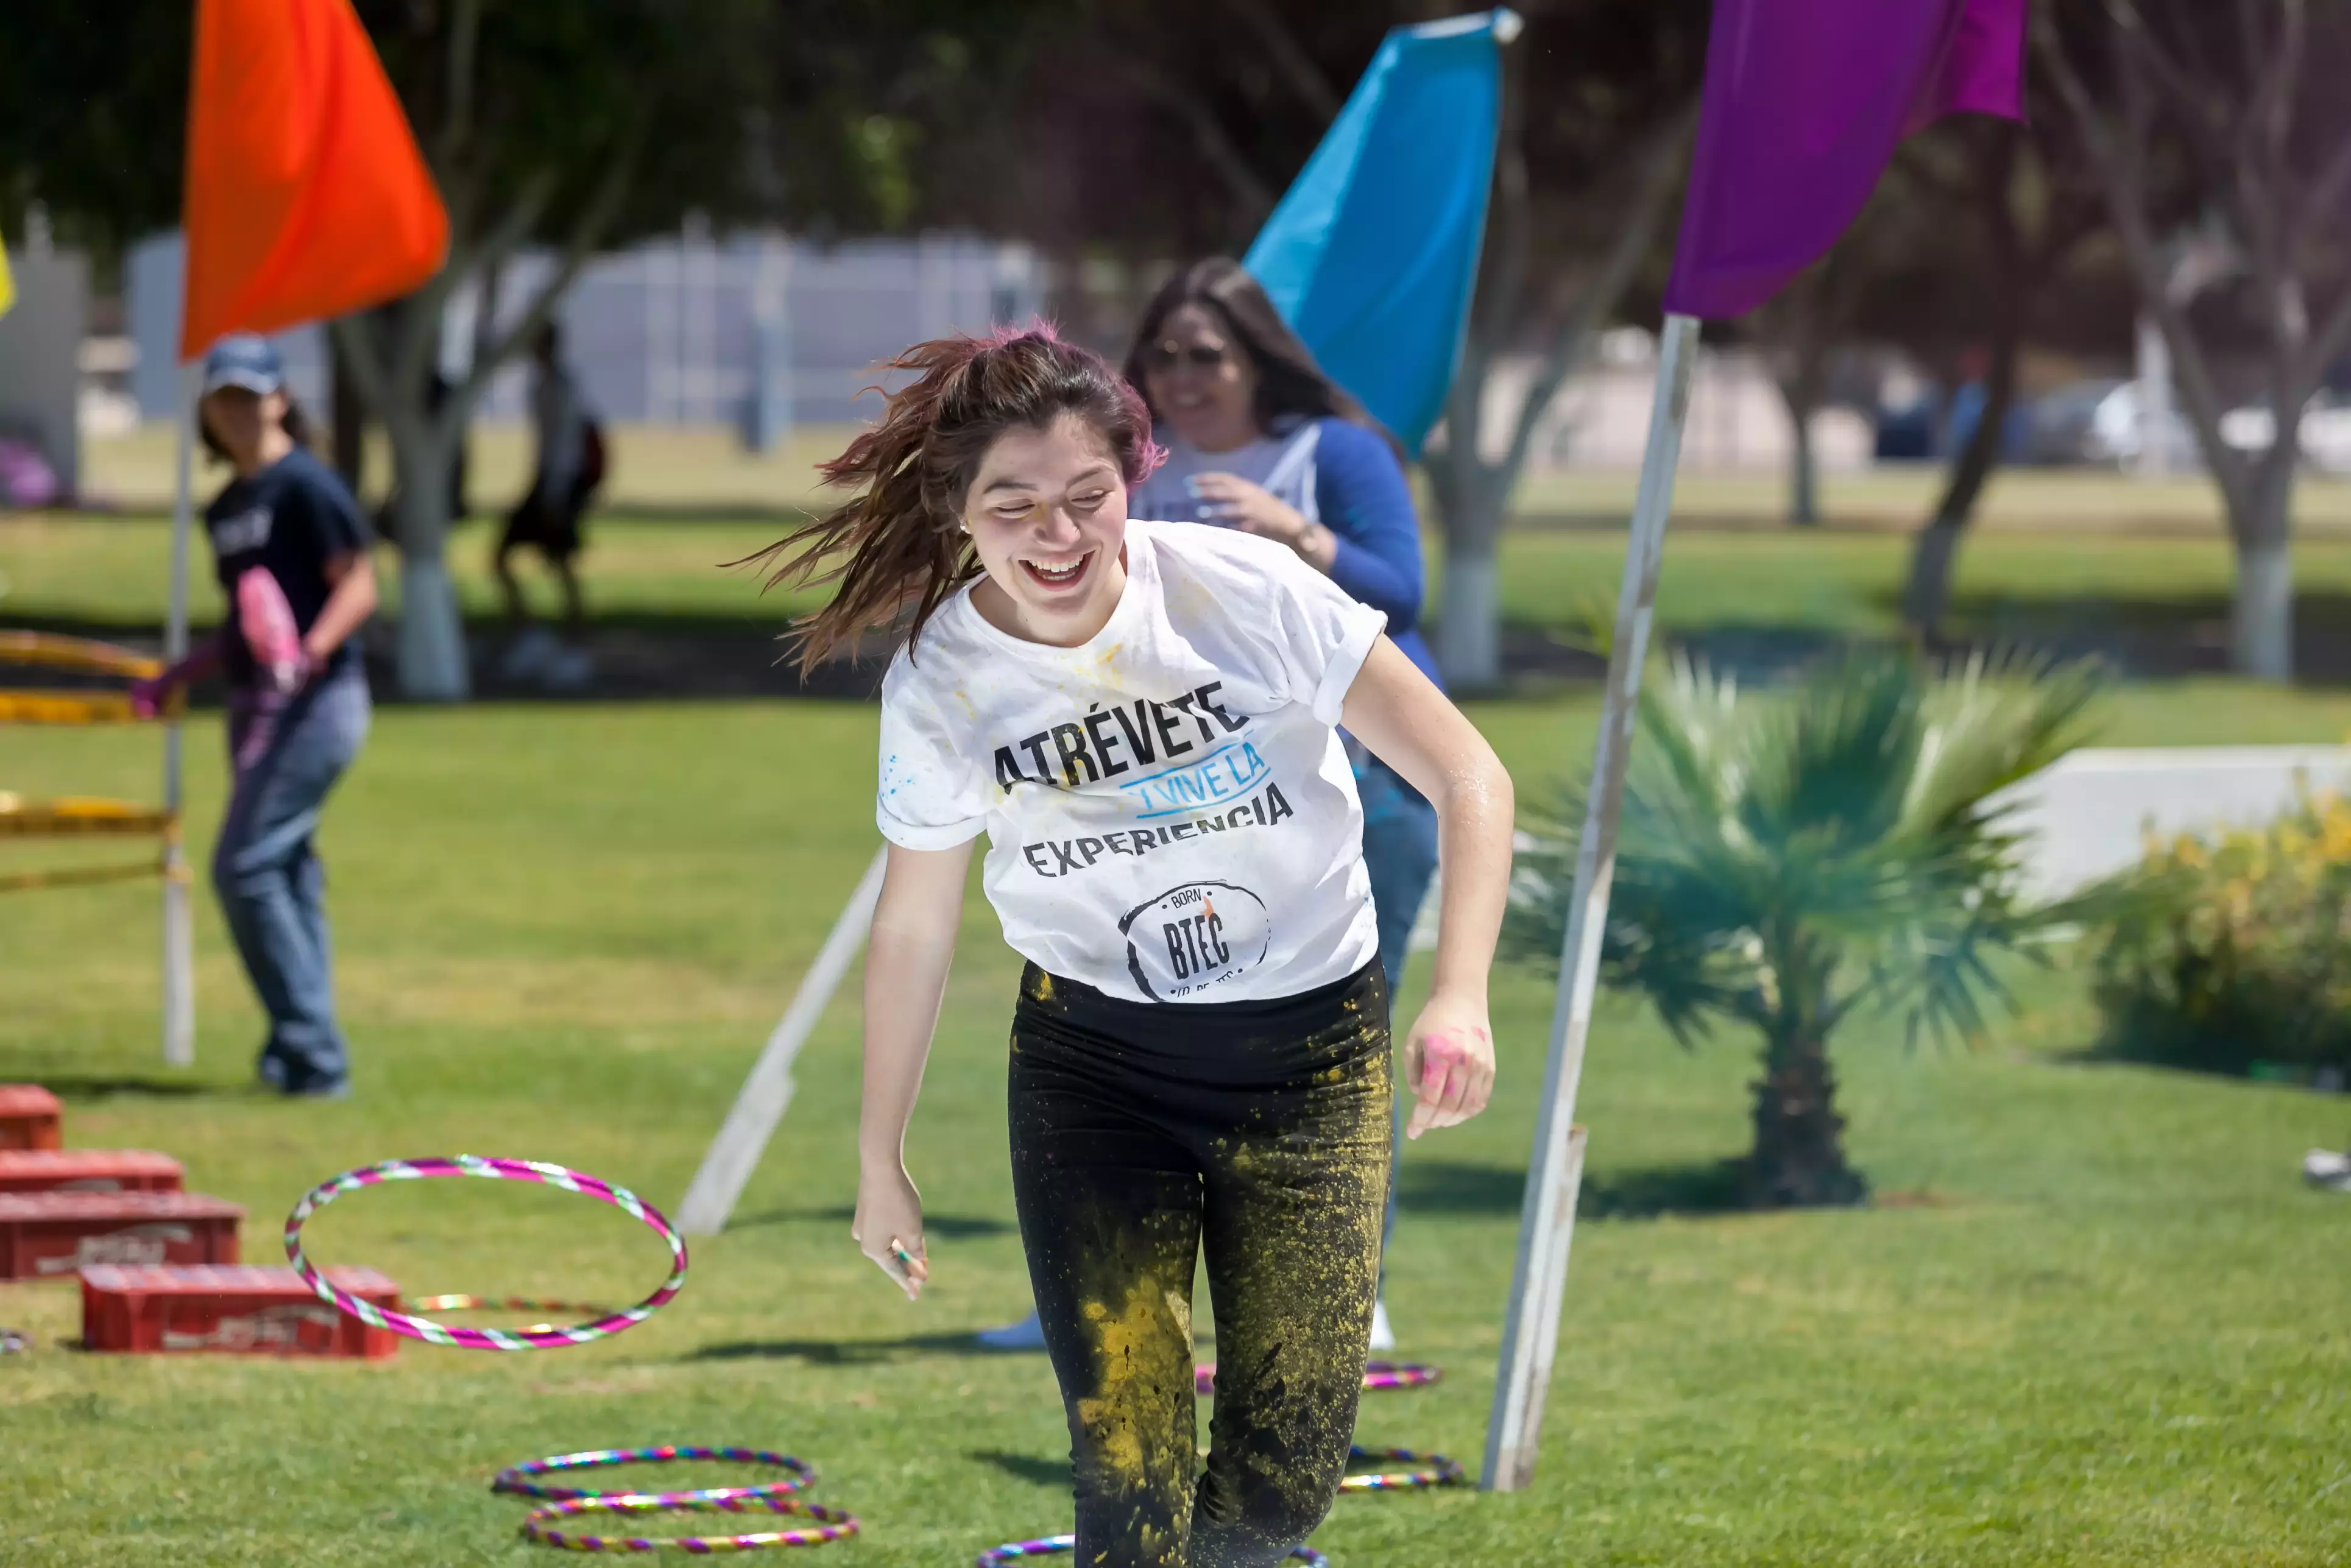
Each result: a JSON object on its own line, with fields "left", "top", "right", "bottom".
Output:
{"left": 1126, "top": 423, "right": 1321, "bottom": 529}
{"left": 875, "top": 518, "right": 1385, "bottom": 1004}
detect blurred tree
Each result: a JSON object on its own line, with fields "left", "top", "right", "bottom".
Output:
{"left": 0, "top": 2, "right": 189, "bottom": 267}
{"left": 333, "top": 0, "right": 772, "bottom": 699}
{"left": 2041, "top": 0, "right": 2351, "bottom": 682}
{"left": 1426, "top": 3, "right": 1703, "bottom": 691}
{"left": 1892, "top": 87, "right": 2118, "bottom": 642}
{"left": 1755, "top": 253, "right": 1859, "bottom": 529}
{"left": 2, "top": 0, "right": 1021, "bottom": 698}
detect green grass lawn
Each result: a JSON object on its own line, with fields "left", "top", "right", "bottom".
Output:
{"left": 4, "top": 683, "right": 2351, "bottom": 1566}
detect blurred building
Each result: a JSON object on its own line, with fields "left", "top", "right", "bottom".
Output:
{"left": 1477, "top": 327, "right": 1875, "bottom": 474}
{"left": 125, "top": 228, "right": 1044, "bottom": 440}
{"left": 0, "top": 221, "right": 91, "bottom": 500}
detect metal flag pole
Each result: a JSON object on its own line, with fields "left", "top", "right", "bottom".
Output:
{"left": 1482, "top": 311, "right": 1700, "bottom": 1492}
{"left": 677, "top": 844, "right": 891, "bottom": 1236}
{"left": 160, "top": 359, "right": 199, "bottom": 1067}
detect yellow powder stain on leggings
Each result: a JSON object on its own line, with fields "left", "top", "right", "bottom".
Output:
{"left": 1074, "top": 1280, "right": 1186, "bottom": 1486}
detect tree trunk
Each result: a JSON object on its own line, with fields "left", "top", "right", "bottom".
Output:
{"left": 1438, "top": 538, "right": 1504, "bottom": 692}
{"left": 388, "top": 417, "right": 471, "bottom": 701}
{"left": 2231, "top": 527, "right": 2293, "bottom": 683}
{"left": 1427, "top": 436, "right": 1510, "bottom": 693}
{"left": 330, "top": 326, "right": 366, "bottom": 497}
{"left": 1902, "top": 347, "right": 2018, "bottom": 639}
{"left": 1780, "top": 381, "right": 1820, "bottom": 526}
{"left": 1745, "top": 1033, "right": 1867, "bottom": 1208}
{"left": 1903, "top": 122, "right": 2028, "bottom": 641}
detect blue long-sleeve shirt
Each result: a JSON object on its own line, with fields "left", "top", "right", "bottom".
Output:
{"left": 1310, "top": 418, "right": 1442, "bottom": 690}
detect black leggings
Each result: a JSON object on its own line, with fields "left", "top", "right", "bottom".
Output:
{"left": 1008, "top": 961, "right": 1392, "bottom": 1568}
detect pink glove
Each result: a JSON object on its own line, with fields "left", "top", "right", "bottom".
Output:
{"left": 128, "top": 675, "right": 166, "bottom": 719}
{"left": 236, "top": 567, "right": 310, "bottom": 696}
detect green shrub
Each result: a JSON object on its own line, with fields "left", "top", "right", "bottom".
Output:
{"left": 2091, "top": 795, "right": 2351, "bottom": 1078}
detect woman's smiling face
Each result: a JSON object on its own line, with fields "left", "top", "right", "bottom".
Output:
{"left": 1142, "top": 302, "right": 1260, "bottom": 452}
{"left": 963, "top": 411, "right": 1131, "bottom": 647}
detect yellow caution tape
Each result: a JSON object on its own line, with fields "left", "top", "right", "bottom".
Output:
{"left": 0, "top": 632, "right": 163, "bottom": 680}
{"left": 0, "top": 797, "right": 179, "bottom": 839}
{"left": 0, "top": 688, "right": 188, "bottom": 725}
{"left": 0, "top": 860, "right": 166, "bottom": 895}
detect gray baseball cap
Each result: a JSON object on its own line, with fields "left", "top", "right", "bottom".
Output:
{"left": 200, "top": 333, "right": 286, "bottom": 396}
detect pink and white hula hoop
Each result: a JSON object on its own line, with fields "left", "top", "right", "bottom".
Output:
{"left": 283, "top": 1156, "right": 687, "bottom": 1350}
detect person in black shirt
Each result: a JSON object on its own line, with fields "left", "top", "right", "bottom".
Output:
{"left": 135, "top": 336, "right": 378, "bottom": 1098}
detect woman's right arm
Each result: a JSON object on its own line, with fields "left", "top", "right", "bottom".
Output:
{"left": 130, "top": 632, "right": 226, "bottom": 715}
{"left": 852, "top": 836, "right": 977, "bottom": 1299}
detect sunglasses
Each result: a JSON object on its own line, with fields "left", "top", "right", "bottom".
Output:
{"left": 1143, "top": 340, "right": 1232, "bottom": 370}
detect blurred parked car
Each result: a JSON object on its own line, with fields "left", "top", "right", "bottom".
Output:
{"left": 2023, "top": 378, "right": 2351, "bottom": 474}
{"left": 2217, "top": 393, "right": 2351, "bottom": 475}
{"left": 2017, "top": 378, "right": 2128, "bottom": 465}
{"left": 2078, "top": 381, "right": 2201, "bottom": 470}
{"left": 1874, "top": 392, "right": 1940, "bottom": 462}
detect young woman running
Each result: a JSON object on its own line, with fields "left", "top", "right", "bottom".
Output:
{"left": 754, "top": 327, "right": 1511, "bottom": 1567}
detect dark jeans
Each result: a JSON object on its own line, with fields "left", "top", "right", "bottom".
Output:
{"left": 214, "top": 666, "right": 369, "bottom": 1090}
{"left": 1352, "top": 747, "right": 1439, "bottom": 1265}
{"left": 1009, "top": 962, "right": 1391, "bottom": 1567}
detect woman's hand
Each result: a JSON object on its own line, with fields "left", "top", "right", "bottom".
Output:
{"left": 128, "top": 674, "right": 171, "bottom": 719}
{"left": 852, "top": 1157, "right": 930, "bottom": 1301}
{"left": 1399, "top": 987, "right": 1496, "bottom": 1139}
{"left": 128, "top": 635, "right": 227, "bottom": 718}
{"left": 1191, "top": 473, "right": 1335, "bottom": 571}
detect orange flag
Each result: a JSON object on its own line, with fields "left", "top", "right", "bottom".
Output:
{"left": 179, "top": 0, "right": 448, "bottom": 361}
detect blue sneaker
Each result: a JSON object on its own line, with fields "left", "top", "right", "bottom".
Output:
{"left": 974, "top": 1310, "right": 1047, "bottom": 1351}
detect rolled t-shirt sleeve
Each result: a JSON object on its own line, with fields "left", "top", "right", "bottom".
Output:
{"left": 875, "top": 656, "right": 989, "bottom": 849}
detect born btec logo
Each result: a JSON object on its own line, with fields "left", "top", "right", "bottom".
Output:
{"left": 1119, "top": 881, "right": 1271, "bottom": 1000}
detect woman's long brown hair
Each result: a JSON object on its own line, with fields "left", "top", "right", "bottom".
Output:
{"left": 741, "top": 324, "right": 1163, "bottom": 676}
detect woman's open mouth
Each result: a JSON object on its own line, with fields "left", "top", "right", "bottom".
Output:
{"left": 1019, "top": 551, "right": 1093, "bottom": 591}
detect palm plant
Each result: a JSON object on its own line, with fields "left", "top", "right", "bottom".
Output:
{"left": 1504, "top": 649, "right": 2105, "bottom": 1208}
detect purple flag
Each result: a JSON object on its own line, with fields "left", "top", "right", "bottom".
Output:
{"left": 1662, "top": 0, "right": 2027, "bottom": 321}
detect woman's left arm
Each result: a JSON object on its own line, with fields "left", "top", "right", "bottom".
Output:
{"left": 1309, "top": 422, "right": 1423, "bottom": 627}
{"left": 1340, "top": 637, "right": 1514, "bottom": 1137}
{"left": 302, "top": 550, "right": 379, "bottom": 667}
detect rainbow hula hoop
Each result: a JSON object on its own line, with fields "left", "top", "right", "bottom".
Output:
{"left": 975, "top": 1538, "right": 1324, "bottom": 1567}
{"left": 1193, "top": 1360, "right": 1441, "bottom": 1396}
{"left": 496, "top": 1448, "right": 816, "bottom": 1505}
{"left": 1340, "top": 1445, "right": 1467, "bottom": 1492}
{"left": 521, "top": 1494, "right": 860, "bottom": 1553}
{"left": 283, "top": 1156, "right": 687, "bottom": 1349}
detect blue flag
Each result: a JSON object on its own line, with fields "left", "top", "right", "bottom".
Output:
{"left": 1243, "top": 11, "right": 1511, "bottom": 457}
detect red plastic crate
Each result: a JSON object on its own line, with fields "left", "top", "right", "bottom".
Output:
{"left": 0, "top": 1150, "right": 185, "bottom": 1195}
{"left": 80, "top": 1263, "right": 401, "bottom": 1357}
{"left": 0, "top": 1191, "right": 242, "bottom": 1280}
{"left": 0, "top": 1085, "right": 62, "bottom": 1151}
